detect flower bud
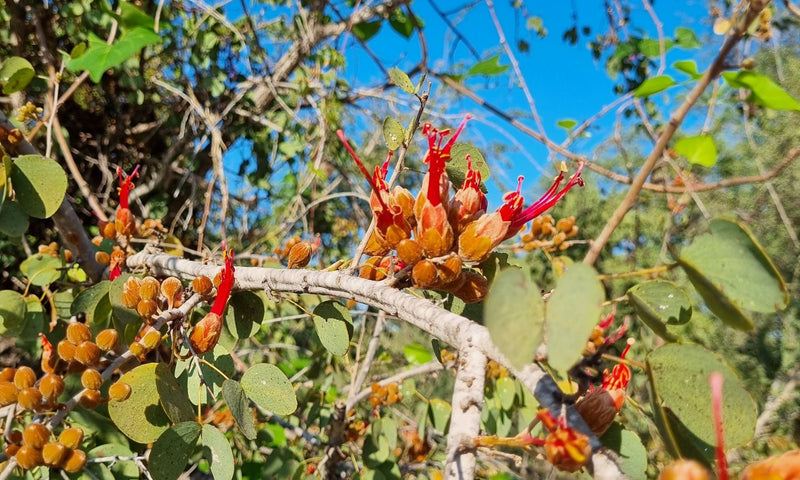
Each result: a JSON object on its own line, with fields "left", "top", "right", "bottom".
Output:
{"left": 17, "top": 387, "right": 43, "bottom": 411}
{"left": 358, "top": 256, "right": 387, "bottom": 281}
{"left": 95, "top": 329, "right": 119, "bottom": 351}
{"left": 101, "top": 221, "right": 117, "bottom": 239}
{"left": 79, "top": 389, "right": 102, "bottom": 409}
{"left": 0, "top": 367, "right": 15, "bottom": 382}
{"left": 139, "top": 276, "right": 160, "bottom": 301}
{"left": 189, "top": 312, "right": 223, "bottom": 355}
{"left": 137, "top": 298, "right": 159, "bottom": 320}
{"left": 412, "top": 260, "right": 439, "bottom": 289}
{"left": 657, "top": 459, "right": 711, "bottom": 480}
{"left": 95, "top": 251, "right": 110, "bottom": 266}
{"left": 14, "top": 366, "right": 37, "bottom": 389}
{"left": 160, "top": 276, "right": 183, "bottom": 309}
{"left": 63, "top": 449, "right": 87, "bottom": 473}
{"left": 363, "top": 231, "right": 390, "bottom": 256}
{"left": 23, "top": 423, "right": 50, "bottom": 449}
{"left": 396, "top": 239, "right": 422, "bottom": 266}
{"left": 15, "top": 445, "right": 43, "bottom": 470}
{"left": 287, "top": 241, "right": 313, "bottom": 269}
{"left": 192, "top": 275, "right": 213, "bottom": 296}
{"left": 57, "top": 340, "right": 76, "bottom": 362}
{"left": 39, "top": 374, "right": 65, "bottom": 399}
{"left": 42, "top": 442, "right": 69, "bottom": 468}
{"left": 739, "top": 450, "right": 800, "bottom": 480}
{"left": 108, "top": 382, "right": 132, "bottom": 402}
{"left": 66, "top": 322, "right": 92, "bottom": 345}
{"left": 0, "top": 381, "right": 18, "bottom": 406}
{"left": 81, "top": 369, "right": 103, "bottom": 390}
{"left": 575, "top": 389, "right": 619, "bottom": 437}
{"left": 141, "top": 329, "right": 162, "bottom": 350}
{"left": 58, "top": 427, "right": 84, "bottom": 449}
{"left": 74, "top": 341, "right": 102, "bottom": 366}
{"left": 449, "top": 271, "right": 489, "bottom": 304}
{"left": 115, "top": 208, "right": 136, "bottom": 237}
{"left": 437, "top": 256, "right": 462, "bottom": 285}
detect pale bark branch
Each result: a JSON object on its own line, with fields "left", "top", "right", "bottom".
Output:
{"left": 445, "top": 345, "right": 486, "bottom": 480}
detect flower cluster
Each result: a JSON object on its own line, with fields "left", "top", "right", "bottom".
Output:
{"left": 339, "top": 116, "right": 584, "bottom": 303}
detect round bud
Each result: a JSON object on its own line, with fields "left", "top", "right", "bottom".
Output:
{"left": 115, "top": 207, "right": 136, "bottom": 237}
{"left": 95, "top": 329, "right": 119, "bottom": 351}
{"left": 4, "top": 444, "right": 19, "bottom": 458}
{"left": 15, "top": 445, "right": 43, "bottom": 470}
{"left": 66, "top": 322, "right": 92, "bottom": 345}
{"left": 108, "top": 382, "right": 132, "bottom": 402}
{"left": 79, "top": 389, "right": 102, "bottom": 409}
{"left": 58, "top": 428, "right": 84, "bottom": 449}
{"left": 62, "top": 449, "right": 87, "bottom": 473}
{"left": 141, "top": 330, "right": 162, "bottom": 350}
{"left": 0, "top": 381, "right": 19, "bottom": 406}
{"left": 17, "top": 387, "right": 43, "bottom": 411}
{"left": 657, "top": 459, "right": 710, "bottom": 480}
{"left": 74, "top": 341, "right": 102, "bottom": 367}
{"left": 437, "top": 256, "right": 463, "bottom": 285}
{"left": 129, "top": 342, "right": 146, "bottom": 359}
{"left": 191, "top": 275, "right": 213, "bottom": 296}
{"left": 7, "top": 430, "right": 22, "bottom": 444}
{"left": 57, "top": 340, "right": 76, "bottom": 362}
{"left": 95, "top": 251, "right": 110, "bottom": 266}
{"left": 358, "top": 256, "right": 387, "bottom": 281}
{"left": 101, "top": 221, "right": 117, "bottom": 239}
{"left": 160, "top": 277, "right": 183, "bottom": 308}
{"left": 556, "top": 216, "right": 575, "bottom": 233}
{"left": 396, "top": 239, "right": 423, "bottom": 266}
{"left": 287, "top": 241, "right": 313, "bottom": 268}
{"left": 449, "top": 271, "right": 489, "bottom": 304}
{"left": 0, "top": 367, "right": 16, "bottom": 382}
{"left": 22, "top": 423, "right": 50, "bottom": 449}
{"left": 137, "top": 298, "right": 158, "bottom": 319}
{"left": 120, "top": 290, "right": 140, "bottom": 309}
{"left": 42, "top": 442, "right": 69, "bottom": 468}
{"left": 80, "top": 369, "right": 103, "bottom": 390}
{"left": 38, "top": 374, "right": 65, "bottom": 399}
{"left": 13, "top": 366, "right": 37, "bottom": 389}
{"left": 122, "top": 276, "right": 141, "bottom": 296}
{"left": 412, "top": 260, "right": 439, "bottom": 288}
{"left": 139, "top": 276, "right": 160, "bottom": 301}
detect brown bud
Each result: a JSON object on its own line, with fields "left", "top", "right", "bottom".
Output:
{"left": 57, "top": 340, "right": 76, "bottom": 362}
{"left": 81, "top": 369, "right": 103, "bottom": 390}
{"left": 101, "top": 221, "right": 117, "bottom": 239}
{"left": 22, "top": 423, "right": 50, "bottom": 449}
{"left": 137, "top": 298, "right": 159, "bottom": 319}
{"left": 556, "top": 216, "right": 575, "bottom": 233}
{"left": 95, "top": 251, "right": 110, "bottom": 266}
{"left": 14, "top": 366, "right": 37, "bottom": 389}
{"left": 287, "top": 241, "right": 313, "bottom": 269}
{"left": 42, "top": 442, "right": 69, "bottom": 468}
{"left": 0, "top": 367, "right": 15, "bottom": 382}
{"left": 449, "top": 271, "right": 489, "bottom": 304}
{"left": 139, "top": 276, "right": 160, "bottom": 301}
{"left": 15, "top": 445, "right": 43, "bottom": 470}
{"left": 17, "top": 387, "right": 43, "bottom": 411}
{"left": 575, "top": 389, "right": 621, "bottom": 437}
{"left": 7, "top": 430, "right": 22, "bottom": 444}
{"left": 66, "top": 322, "right": 92, "bottom": 345}
{"left": 79, "top": 389, "right": 102, "bottom": 409}
{"left": 396, "top": 239, "right": 423, "bottom": 266}
{"left": 0, "top": 381, "right": 18, "bottom": 406}
{"left": 358, "top": 256, "right": 387, "bottom": 281}
{"left": 62, "top": 449, "right": 87, "bottom": 473}
{"left": 63, "top": 249, "right": 73, "bottom": 263}
{"left": 74, "top": 341, "right": 102, "bottom": 367}
{"left": 437, "top": 256, "right": 462, "bottom": 285}
{"left": 115, "top": 208, "right": 136, "bottom": 237}
{"left": 58, "top": 428, "right": 84, "bottom": 449}
{"left": 4, "top": 444, "right": 19, "bottom": 458}
{"left": 657, "top": 459, "right": 711, "bottom": 480}
{"left": 108, "top": 382, "right": 132, "bottom": 402}
{"left": 141, "top": 329, "right": 162, "bottom": 350}
{"left": 95, "top": 329, "right": 119, "bottom": 351}
{"left": 160, "top": 277, "right": 183, "bottom": 309}
{"left": 192, "top": 275, "right": 213, "bottom": 296}
{"left": 412, "top": 259, "right": 439, "bottom": 289}
{"left": 39, "top": 374, "right": 65, "bottom": 399}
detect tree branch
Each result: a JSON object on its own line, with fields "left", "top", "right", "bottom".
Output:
{"left": 445, "top": 345, "right": 486, "bottom": 480}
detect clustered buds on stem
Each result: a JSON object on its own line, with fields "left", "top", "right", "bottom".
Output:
{"left": 189, "top": 247, "right": 235, "bottom": 354}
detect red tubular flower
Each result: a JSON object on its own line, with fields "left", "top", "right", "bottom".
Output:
{"left": 115, "top": 165, "right": 141, "bottom": 237}
{"left": 189, "top": 247, "right": 235, "bottom": 354}
{"left": 39, "top": 333, "right": 57, "bottom": 374}
{"left": 449, "top": 155, "right": 488, "bottom": 235}
{"left": 601, "top": 340, "right": 632, "bottom": 409}
{"left": 457, "top": 176, "right": 524, "bottom": 262}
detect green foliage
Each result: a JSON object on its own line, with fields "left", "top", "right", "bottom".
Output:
{"left": 10, "top": 155, "right": 68, "bottom": 219}
{"left": 312, "top": 300, "right": 353, "bottom": 356}
{"left": 108, "top": 363, "right": 173, "bottom": 443}
{"left": 466, "top": 55, "right": 509, "bottom": 77}
{"left": 674, "top": 135, "right": 718, "bottom": 167}
{"left": 722, "top": 70, "right": 800, "bottom": 111}
{"left": 627, "top": 280, "right": 692, "bottom": 342}
{"left": 67, "top": 28, "right": 161, "bottom": 82}
{"left": 634, "top": 75, "right": 676, "bottom": 97}
{"left": 240, "top": 363, "right": 297, "bottom": 415}
{"left": 0, "top": 56, "right": 35, "bottom": 94}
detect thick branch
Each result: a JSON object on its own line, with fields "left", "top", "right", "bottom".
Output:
{"left": 445, "top": 346, "right": 486, "bottom": 480}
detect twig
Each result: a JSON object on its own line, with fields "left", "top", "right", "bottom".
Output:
{"left": 347, "top": 361, "right": 444, "bottom": 410}
{"left": 347, "top": 311, "right": 386, "bottom": 409}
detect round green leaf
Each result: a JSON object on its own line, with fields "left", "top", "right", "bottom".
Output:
{"left": 634, "top": 75, "right": 676, "bottom": 97}
{"left": 647, "top": 344, "right": 757, "bottom": 459}
{"left": 155, "top": 362, "right": 195, "bottom": 424}
{"left": 0, "top": 200, "right": 29, "bottom": 237}
{"left": 600, "top": 423, "right": 647, "bottom": 480}
{"left": 202, "top": 424, "right": 234, "bottom": 480}
{"left": 403, "top": 343, "right": 432, "bottom": 365}
{"left": 20, "top": 296, "right": 46, "bottom": 340}
{"left": 388, "top": 67, "right": 415, "bottom": 94}
{"left": 10, "top": 155, "right": 68, "bottom": 219}
{"left": 175, "top": 348, "right": 234, "bottom": 406}
{"left": 447, "top": 143, "right": 490, "bottom": 189}
{"left": 20, "top": 253, "right": 62, "bottom": 286}
{"left": 545, "top": 263, "right": 604, "bottom": 372}
{"left": 0, "top": 57, "right": 35, "bottom": 94}
{"left": 312, "top": 300, "right": 353, "bottom": 356}
{"left": 0, "top": 290, "right": 27, "bottom": 336}
{"left": 225, "top": 291, "right": 264, "bottom": 339}
{"left": 627, "top": 280, "right": 692, "bottom": 342}
{"left": 149, "top": 422, "right": 201, "bottom": 480}
{"left": 382, "top": 117, "right": 404, "bottom": 150}
{"left": 428, "top": 398, "right": 451, "bottom": 433}
{"left": 484, "top": 268, "right": 544, "bottom": 369}
{"left": 240, "top": 363, "right": 297, "bottom": 415}
{"left": 71, "top": 281, "right": 112, "bottom": 326}
{"left": 88, "top": 444, "right": 139, "bottom": 480}
{"left": 495, "top": 376, "right": 516, "bottom": 411}
{"left": 107, "top": 362, "right": 172, "bottom": 443}
{"left": 674, "top": 135, "right": 718, "bottom": 167}
{"left": 222, "top": 379, "right": 256, "bottom": 440}
{"left": 363, "top": 434, "right": 391, "bottom": 468}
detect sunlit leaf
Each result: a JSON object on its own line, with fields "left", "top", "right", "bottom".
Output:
{"left": 67, "top": 28, "right": 162, "bottom": 82}
{"left": 722, "top": 71, "right": 800, "bottom": 111}
{"left": 674, "top": 135, "right": 717, "bottom": 167}
{"left": 627, "top": 280, "right": 692, "bottom": 342}
{"left": 466, "top": 55, "right": 509, "bottom": 77}
{"left": 0, "top": 57, "right": 35, "bottom": 94}
{"left": 388, "top": 67, "right": 415, "bottom": 94}
{"left": 312, "top": 300, "right": 353, "bottom": 356}
{"left": 240, "top": 363, "right": 297, "bottom": 415}
{"left": 634, "top": 75, "right": 676, "bottom": 97}
{"left": 10, "top": 155, "right": 67, "bottom": 219}
{"left": 222, "top": 380, "right": 256, "bottom": 440}
{"left": 108, "top": 363, "right": 171, "bottom": 443}
{"left": 202, "top": 424, "right": 235, "bottom": 480}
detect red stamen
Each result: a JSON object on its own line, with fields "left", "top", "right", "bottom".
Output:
{"left": 710, "top": 372, "right": 729, "bottom": 480}
{"left": 117, "top": 165, "right": 141, "bottom": 209}
{"left": 338, "top": 130, "right": 391, "bottom": 212}
{"left": 210, "top": 247, "right": 235, "bottom": 316}
{"left": 440, "top": 114, "right": 472, "bottom": 160}
{"left": 462, "top": 155, "right": 482, "bottom": 190}
{"left": 39, "top": 333, "right": 53, "bottom": 354}
{"left": 508, "top": 162, "right": 584, "bottom": 234}
{"left": 498, "top": 176, "right": 525, "bottom": 221}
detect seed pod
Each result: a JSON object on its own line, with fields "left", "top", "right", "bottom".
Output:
{"left": 108, "top": 382, "right": 132, "bottom": 402}
{"left": 95, "top": 251, "right": 111, "bottom": 266}
{"left": 39, "top": 374, "right": 65, "bottom": 399}
{"left": 80, "top": 369, "right": 103, "bottom": 390}
{"left": 137, "top": 298, "right": 158, "bottom": 319}
{"left": 15, "top": 445, "right": 43, "bottom": 470}
{"left": 141, "top": 330, "right": 162, "bottom": 350}
{"left": 0, "top": 367, "right": 15, "bottom": 382}
{"left": 287, "top": 241, "right": 313, "bottom": 269}
{"left": 79, "top": 389, "right": 102, "bottom": 409}
{"left": 74, "top": 342, "right": 102, "bottom": 367}
{"left": 66, "top": 322, "right": 92, "bottom": 345}
{"left": 191, "top": 275, "right": 213, "bottom": 296}
{"left": 57, "top": 340, "right": 76, "bottom": 362}
{"left": 42, "top": 442, "right": 69, "bottom": 468}
{"left": 0, "top": 381, "right": 19, "bottom": 406}
{"left": 412, "top": 259, "right": 439, "bottom": 288}
{"left": 58, "top": 428, "right": 84, "bottom": 449}
{"left": 437, "top": 256, "right": 462, "bottom": 285}
{"left": 139, "top": 276, "right": 160, "bottom": 301}
{"left": 22, "top": 424, "right": 49, "bottom": 449}
{"left": 17, "top": 387, "right": 43, "bottom": 411}
{"left": 449, "top": 271, "right": 489, "bottom": 304}
{"left": 160, "top": 277, "right": 183, "bottom": 309}
{"left": 62, "top": 449, "right": 87, "bottom": 473}
{"left": 396, "top": 239, "right": 423, "bottom": 266}
{"left": 13, "top": 366, "right": 36, "bottom": 389}
{"left": 556, "top": 216, "right": 575, "bottom": 233}
{"left": 95, "top": 329, "right": 119, "bottom": 351}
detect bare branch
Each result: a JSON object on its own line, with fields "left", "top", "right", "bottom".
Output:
{"left": 445, "top": 346, "right": 486, "bottom": 480}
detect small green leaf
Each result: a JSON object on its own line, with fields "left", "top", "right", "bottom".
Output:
{"left": 382, "top": 117, "right": 405, "bottom": 150}
{"left": 403, "top": 344, "right": 432, "bottom": 365}
{"left": 0, "top": 57, "right": 35, "bottom": 94}
{"left": 222, "top": 380, "right": 256, "bottom": 440}
{"left": 0, "top": 290, "right": 27, "bottom": 336}
{"left": 176, "top": 349, "right": 235, "bottom": 405}
{"left": 225, "top": 291, "right": 264, "bottom": 339}
{"left": 556, "top": 119, "right": 578, "bottom": 131}
{"left": 312, "top": 300, "right": 353, "bottom": 356}
{"left": 149, "top": 422, "right": 201, "bottom": 480}
{"left": 71, "top": 281, "right": 112, "bottom": 326}
{"left": 674, "top": 27, "right": 700, "bottom": 49}
{"left": 202, "top": 424, "right": 235, "bottom": 480}
{"left": 638, "top": 38, "right": 674, "bottom": 58}
{"left": 363, "top": 433, "right": 391, "bottom": 468}
{"left": 674, "top": 135, "right": 717, "bottom": 167}
{"left": 634, "top": 75, "right": 676, "bottom": 97}
{"left": 627, "top": 280, "right": 692, "bottom": 342}
{"left": 546, "top": 264, "right": 604, "bottom": 372}
{"left": 155, "top": 363, "right": 195, "bottom": 424}
{"left": 722, "top": 71, "right": 800, "bottom": 111}
{"left": 20, "top": 253, "right": 62, "bottom": 286}
{"left": 352, "top": 21, "right": 382, "bottom": 42}
{"left": 428, "top": 398, "right": 451, "bottom": 433}
{"left": 496, "top": 377, "right": 516, "bottom": 411}
{"left": 10, "top": 155, "right": 68, "bottom": 219}
{"left": 70, "top": 42, "right": 87, "bottom": 59}
{"left": 0, "top": 200, "right": 28, "bottom": 237}
{"left": 447, "top": 143, "right": 490, "bottom": 189}
{"left": 388, "top": 10, "right": 416, "bottom": 39}
{"left": 466, "top": 55, "right": 509, "bottom": 77}
{"left": 108, "top": 363, "right": 172, "bottom": 443}
{"left": 67, "top": 28, "right": 162, "bottom": 82}
{"left": 388, "top": 67, "right": 415, "bottom": 94}
{"left": 485, "top": 268, "right": 544, "bottom": 369}
{"left": 673, "top": 60, "right": 700, "bottom": 78}
{"left": 240, "top": 363, "right": 297, "bottom": 415}
{"left": 118, "top": 1, "right": 155, "bottom": 30}
{"left": 600, "top": 423, "right": 648, "bottom": 480}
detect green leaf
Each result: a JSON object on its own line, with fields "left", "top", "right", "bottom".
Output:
{"left": 600, "top": 423, "right": 647, "bottom": 480}
{"left": 447, "top": 143, "right": 490, "bottom": 189}
{"left": 382, "top": 117, "right": 404, "bottom": 151}
{"left": 466, "top": 55, "right": 509, "bottom": 77}
{"left": 240, "top": 363, "right": 297, "bottom": 415}
{"left": 647, "top": 344, "right": 757, "bottom": 464}
{"left": 109, "top": 274, "right": 141, "bottom": 342}
{"left": 673, "top": 60, "right": 700, "bottom": 78}
{"left": 0, "top": 57, "right": 35, "bottom": 94}
{"left": 155, "top": 363, "right": 195, "bottom": 424}
{"left": 222, "top": 379, "right": 256, "bottom": 440}
{"left": 674, "top": 27, "right": 701, "bottom": 49}
{"left": 88, "top": 444, "right": 138, "bottom": 480}
{"left": 20, "top": 253, "right": 62, "bottom": 286}
{"left": 556, "top": 119, "right": 578, "bottom": 131}
{"left": 352, "top": 21, "right": 382, "bottom": 42}
{"left": 71, "top": 281, "right": 112, "bottom": 326}
{"left": 677, "top": 219, "right": 789, "bottom": 330}
{"left": 118, "top": 1, "right": 155, "bottom": 30}
{"left": 225, "top": 291, "right": 264, "bottom": 339}
{"left": 634, "top": 75, "right": 676, "bottom": 97}
{"left": 403, "top": 344, "right": 432, "bottom": 365}
{"left": 674, "top": 135, "right": 717, "bottom": 167}
{"left": 545, "top": 264, "right": 604, "bottom": 372}
{"left": 388, "top": 67, "right": 415, "bottom": 94}
{"left": 363, "top": 433, "right": 391, "bottom": 468}
{"left": 495, "top": 377, "right": 516, "bottom": 411}
{"left": 312, "top": 300, "right": 353, "bottom": 356}
{"left": 67, "top": 28, "right": 162, "bottom": 82}
{"left": 10, "top": 155, "right": 67, "bottom": 219}
{"left": 0, "top": 290, "right": 27, "bottom": 336}
{"left": 638, "top": 38, "right": 674, "bottom": 57}
{"left": 202, "top": 424, "right": 235, "bottom": 480}
{"left": 484, "top": 268, "right": 544, "bottom": 369}
{"left": 149, "top": 422, "right": 201, "bottom": 480}
{"left": 0, "top": 200, "right": 29, "bottom": 237}
{"left": 388, "top": 10, "right": 415, "bottom": 39}
{"left": 722, "top": 71, "right": 800, "bottom": 111}
{"left": 627, "top": 280, "right": 691, "bottom": 342}
{"left": 428, "top": 398, "right": 451, "bottom": 433}
{"left": 108, "top": 363, "right": 172, "bottom": 443}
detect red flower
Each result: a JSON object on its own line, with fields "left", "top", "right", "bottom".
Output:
{"left": 189, "top": 247, "right": 235, "bottom": 354}
{"left": 448, "top": 155, "right": 488, "bottom": 235}
{"left": 115, "top": 165, "right": 140, "bottom": 237}
{"left": 535, "top": 408, "right": 591, "bottom": 473}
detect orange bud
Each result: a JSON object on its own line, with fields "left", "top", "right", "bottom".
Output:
{"left": 160, "top": 276, "right": 183, "bottom": 309}
{"left": 396, "top": 238, "right": 423, "bottom": 266}
{"left": 62, "top": 449, "right": 87, "bottom": 473}
{"left": 108, "top": 382, "right": 132, "bottom": 402}
{"left": 17, "top": 387, "right": 43, "bottom": 411}
{"left": 14, "top": 366, "right": 37, "bottom": 389}
{"left": 66, "top": 322, "right": 92, "bottom": 345}
{"left": 457, "top": 212, "right": 509, "bottom": 262}
{"left": 115, "top": 207, "right": 136, "bottom": 237}
{"left": 287, "top": 241, "right": 313, "bottom": 269}
{"left": 437, "top": 256, "right": 462, "bottom": 285}
{"left": 0, "top": 367, "right": 15, "bottom": 382}
{"left": 575, "top": 389, "right": 619, "bottom": 437}
{"left": 189, "top": 312, "right": 223, "bottom": 355}
{"left": 740, "top": 450, "right": 800, "bottom": 480}
{"left": 74, "top": 341, "right": 102, "bottom": 366}
{"left": 192, "top": 275, "right": 213, "bottom": 296}
{"left": 0, "top": 381, "right": 18, "bottom": 406}
{"left": 141, "top": 329, "right": 162, "bottom": 350}
{"left": 58, "top": 427, "right": 84, "bottom": 449}
{"left": 449, "top": 271, "right": 489, "bottom": 304}
{"left": 15, "top": 445, "right": 43, "bottom": 470}
{"left": 359, "top": 256, "right": 387, "bottom": 281}
{"left": 23, "top": 423, "right": 50, "bottom": 449}
{"left": 137, "top": 298, "right": 159, "bottom": 319}
{"left": 57, "top": 340, "right": 76, "bottom": 362}
{"left": 101, "top": 221, "right": 117, "bottom": 239}
{"left": 79, "top": 389, "right": 102, "bottom": 409}
{"left": 363, "top": 231, "right": 390, "bottom": 256}
{"left": 81, "top": 369, "right": 103, "bottom": 390}
{"left": 95, "top": 251, "right": 110, "bottom": 266}
{"left": 39, "top": 374, "right": 65, "bottom": 399}
{"left": 657, "top": 459, "right": 711, "bottom": 480}
{"left": 95, "top": 329, "right": 119, "bottom": 351}
{"left": 412, "top": 260, "right": 439, "bottom": 289}
{"left": 139, "top": 276, "right": 160, "bottom": 301}
{"left": 42, "top": 442, "right": 69, "bottom": 468}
